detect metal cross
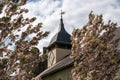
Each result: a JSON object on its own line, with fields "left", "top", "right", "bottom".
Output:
{"left": 60, "top": 10, "right": 65, "bottom": 18}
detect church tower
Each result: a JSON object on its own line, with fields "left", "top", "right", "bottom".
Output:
{"left": 43, "top": 11, "right": 72, "bottom": 67}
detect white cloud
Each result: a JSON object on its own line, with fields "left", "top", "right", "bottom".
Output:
{"left": 23, "top": 0, "right": 120, "bottom": 52}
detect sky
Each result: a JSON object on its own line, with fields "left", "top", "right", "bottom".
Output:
{"left": 23, "top": 0, "right": 120, "bottom": 52}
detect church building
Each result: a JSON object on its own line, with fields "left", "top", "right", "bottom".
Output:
{"left": 35, "top": 12, "right": 74, "bottom": 80}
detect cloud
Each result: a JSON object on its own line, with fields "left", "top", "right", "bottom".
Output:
{"left": 23, "top": 0, "right": 120, "bottom": 52}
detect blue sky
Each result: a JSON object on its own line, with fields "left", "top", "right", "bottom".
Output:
{"left": 22, "top": 0, "right": 120, "bottom": 52}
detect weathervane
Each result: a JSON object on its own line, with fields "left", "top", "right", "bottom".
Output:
{"left": 60, "top": 10, "right": 65, "bottom": 18}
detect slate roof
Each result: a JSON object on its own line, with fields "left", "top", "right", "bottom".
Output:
{"left": 36, "top": 56, "right": 74, "bottom": 78}
{"left": 49, "top": 18, "right": 71, "bottom": 46}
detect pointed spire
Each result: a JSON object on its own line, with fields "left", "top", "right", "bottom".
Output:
{"left": 59, "top": 10, "right": 66, "bottom": 33}
{"left": 49, "top": 10, "right": 71, "bottom": 46}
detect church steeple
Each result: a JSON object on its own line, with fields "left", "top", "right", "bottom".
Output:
{"left": 59, "top": 16, "right": 66, "bottom": 33}
{"left": 49, "top": 11, "right": 71, "bottom": 46}
{"left": 44, "top": 11, "right": 72, "bottom": 67}
{"left": 59, "top": 10, "right": 66, "bottom": 32}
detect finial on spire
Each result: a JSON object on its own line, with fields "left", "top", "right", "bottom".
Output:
{"left": 60, "top": 10, "right": 65, "bottom": 19}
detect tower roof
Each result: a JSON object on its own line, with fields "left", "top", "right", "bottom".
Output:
{"left": 49, "top": 16, "right": 71, "bottom": 46}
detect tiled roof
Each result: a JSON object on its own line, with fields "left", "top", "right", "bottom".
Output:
{"left": 36, "top": 56, "right": 74, "bottom": 78}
